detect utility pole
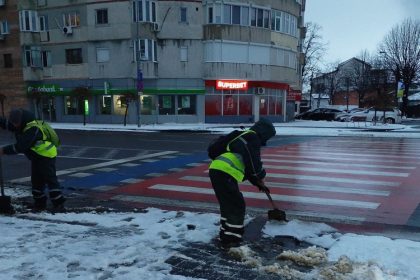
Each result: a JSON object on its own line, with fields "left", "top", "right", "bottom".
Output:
{"left": 346, "top": 77, "right": 350, "bottom": 111}
{"left": 136, "top": 11, "right": 142, "bottom": 127}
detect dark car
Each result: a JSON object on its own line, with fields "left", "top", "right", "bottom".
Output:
{"left": 296, "top": 108, "right": 342, "bottom": 121}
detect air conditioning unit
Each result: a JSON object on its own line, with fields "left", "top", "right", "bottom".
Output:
{"left": 256, "top": 87, "right": 265, "bottom": 95}
{"left": 63, "top": 26, "right": 73, "bottom": 35}
{"left": 152, "top": 22, "right": 160, "bottom": 32}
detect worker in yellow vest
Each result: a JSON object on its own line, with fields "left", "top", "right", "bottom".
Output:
{"left": 209, "top": 118, "right": 276, "bottom": 248}
{"left": 0, "top": 109, "right": 65, "bottom": 212}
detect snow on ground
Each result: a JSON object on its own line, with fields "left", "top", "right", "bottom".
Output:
{"left": 51, "top": 119, "right": 420, "bottom": 138}
{"left": 1, "top": 209, "right": 420, "bottom": 279}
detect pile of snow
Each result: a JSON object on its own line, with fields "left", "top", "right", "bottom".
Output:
{"left": 1, "top": 209, "right": 419, "bottom": 279}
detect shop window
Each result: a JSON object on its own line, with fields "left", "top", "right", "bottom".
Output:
{"left": 205, "top": 95, "right": 221, "bottom": 116}
{"left": 158, "top": 95, "right": 175, "bottom": 115}
{"left": 177, "top": 95, "right": 196, "bottom": 115}
{"left": 223, "top": 94, "right": 238, "bottom": 115}
{"left": 113, "top": 95, "right": 128, "bottom": 115}
{"left": 99, "top": 95, "right": 112, "bottom": 114}
{"left": 239, "top": 95, "right": 252, "bottom": 115}
{"left": 141, "top": 95, "right": 156, "bottom": 115}
{"left": 268, "top": 96, "right": 277, "bottom": 115}
{"left": 259, "top": 96, "right": 268, "bottom": 115}
{"left": 65, "top": 96, "right": 84, "bottom": 115}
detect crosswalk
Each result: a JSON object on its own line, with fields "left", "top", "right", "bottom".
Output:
{"left": 113, "top": 138, "right": 420, "bottom": 226}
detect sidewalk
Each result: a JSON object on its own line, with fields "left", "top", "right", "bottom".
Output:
{"left": 51, "top": 119, "right": 420, "bottom": 138}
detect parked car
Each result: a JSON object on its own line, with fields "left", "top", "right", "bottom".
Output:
{"left": 348, "top": 108, "right": 402, "bottom": 124}
{"left": 295, "top": 108, "right": 343, "bottom": 121}
{"left": 334, "top": 108, "right": 365, "bottom": 122}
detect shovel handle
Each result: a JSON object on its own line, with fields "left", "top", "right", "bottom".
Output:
{"left": 264, "top": 190, "right": 279, "bottom": 210}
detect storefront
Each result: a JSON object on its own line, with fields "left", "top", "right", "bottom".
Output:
{"left": 26, "top": 80, "right": 294, "bottom": 124}
{"left": 204, "top": 80, "right": 289, "bottom": 123}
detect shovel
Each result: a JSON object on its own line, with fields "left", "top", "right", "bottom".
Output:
{"left": 258, "top": 182, "right": 288, "bottom": 221}
{"left": 264, "top": 190, "right": 288, "bottom": 221}
{"left": 0, "top": 157, "right": 13, "bottom": 214}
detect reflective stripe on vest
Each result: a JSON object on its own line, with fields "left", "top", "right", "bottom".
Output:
{"left": 23, "top": 121, "right": 57, "bottom": 158}
{"left": 209, "top": 152, "right": 245, "bottom": 182}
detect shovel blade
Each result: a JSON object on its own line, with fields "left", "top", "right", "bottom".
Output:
{"left": 0, "top": 195, "right": 14, "bottom": 214}
{"left": 268, "top": 208, "right": 288, "bottom": 222}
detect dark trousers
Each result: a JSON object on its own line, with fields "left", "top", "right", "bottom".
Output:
{"left": 209, "top": 169, "right": 245, "bottom": 243}
{"left": 31, "top": 157, "right": 64, "bottom": 207}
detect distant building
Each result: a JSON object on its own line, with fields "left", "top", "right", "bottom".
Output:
{"left": 310, "top": 57, "right": 395, "bottom": 110}
{"left": 9, "top": 0, "right": 306, "bottom": 124}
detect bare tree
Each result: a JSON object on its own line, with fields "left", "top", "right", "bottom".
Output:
{"left": 302, "top": 22, "right": 327, "bottom": 88}
{"left": 323, "top": 61, "right": 341, "bottom": 105}
{"left": 379, "top": 18, "right": 420, "bottom": 114}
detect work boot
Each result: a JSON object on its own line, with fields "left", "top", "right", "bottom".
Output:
{"left": 51, "top": 197, "right": 66, "bottom": 214}
{"left": 32, "top": 199, "right": 47, "bottom": 212}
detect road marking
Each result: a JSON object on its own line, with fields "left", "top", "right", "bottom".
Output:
{"left": 277, "top": 149, "right": 419, "bottom": 159}
{"left": 263, "top": 158, "right": 415, "bottom": 170}
{"left": 180, "top": 176, "right": 390, "bottom": 196}
{"left": 67, "top": 147, "right": 90, "bottom": 157}
{"left": 68, "top": 172, "right": 93, "bottom": 178}
{"left": 266, "top": 173, "right": 400, "bottom": 187}
{"left": 102, "top": 149, "right": 119, "bottom": 159}
{"left": 10, "top": 151, "right": 178, "bottom": 183}
{"left": 149, "top": 184, "right": 380, "bottom": 209}
{"left": 265, "top": 154, "right": 417, "bottom": 165}
{"left": 263, "top": 164, "right": 409, "bottom": 177}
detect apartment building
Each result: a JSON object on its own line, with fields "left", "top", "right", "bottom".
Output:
{"left": 0, "top": 0, "right": 28, "bottom": 116}
{"left": 18, "top": 0, "right": 305, "bottom": 124}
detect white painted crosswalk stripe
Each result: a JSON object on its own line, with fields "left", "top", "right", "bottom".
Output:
{"left": 263, "top": 164, "right": 409, "bottom": 177}
{"left": 149, "top": 184, "right": 380, "bottom": 209}
{"left": 266, "top": 173, "right": 400, "bottom": 187}
{"left": 265, "top": 153, "right": 416, "bottom": 165}
{"left": 180, "top": 176, "right": 390, "bottom": 196}
{"left": 263, "top": 158, "right": 415, "bottom": 170}
{"left": 277, "top": 149, "right": 419, "bottom": 159}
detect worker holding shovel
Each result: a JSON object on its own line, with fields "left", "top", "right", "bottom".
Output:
{"left": 209, "top": 118, "right": 283, "bottom": 248}
{"left": 0, "top": 109, "right": 65, "bottom": 212}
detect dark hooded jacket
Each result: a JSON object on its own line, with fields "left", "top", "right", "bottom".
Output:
{"left": 228, "top": 118, "right": 276, "bottom": 185}
{"left": 0, "top": 109, "right": 45, "bottom": 160}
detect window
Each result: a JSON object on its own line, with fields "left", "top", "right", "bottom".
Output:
{"left": 96, "top": 9, "right": 108, "bottom": 25}
{"left": 96, "top": 48, "right": 109, "bottom": 63}
{"left": 3, "top": 54, "right": 12, "bottom": 68}
{"left": 134, "top": 39, "right": 157, "bottom": 62}
{"left": 63, "top": 12, "right": 80, "bottom": 27}
{"left": 177, "top": 95, "right": 196, "bottom": 115}
{"left": 159, "top": 95, "right": 175, "bottom": 115}
{"left": 208, "top": 7, "right": 213, "bottom": 23}
{"left": 180, "top": 7, "right": 187, "bottom": 23}
{"left": 65, "top": 48, "right": 82, "bottom": 64}
{"left": 180, "top": 46, "right": 187, "bottom": 62}
{"left": 39, "top": 16, "right": 48, "bottom": 31}
{"left": 0, "top": 20, "right": 9, "bottom": 34}
{"left": 65, "top": 96, "right": 84, "bottom": 115}
{"left": 132, "top": 0, "right": 157, "bottom": 23}
{"left": 19, "top": 10, "right": 38, "bottom": 32}
{"left": 113, "top": 95, "right": 128, "bottom": 115}
{"left": 37, "top": 0, "right": 47, "bottom": 6}
{"left": 99, "top": 95, "right": 112, "bottom": 114}
{"left": 140, "top": 95, "right": 156, "bottom": 115}
{"left": 240, "top": 6, "right": 249, "bottom": 26}
{"left": 222, "top": 5, "right": 231, "bottom": 24}
{"left": 232, "top": 5, "right": 240, "bottom": 25}
{"left": 24, "top": 46, "right": 42, "bottom": 67}
{"left": 41, "top": 50, "right": 51, "bottom": 67}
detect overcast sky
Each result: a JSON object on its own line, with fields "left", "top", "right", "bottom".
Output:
{"left": 305, "top": 0, "right": 420, "bottom": 65}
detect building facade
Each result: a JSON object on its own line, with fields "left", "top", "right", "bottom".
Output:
{"left": 0, "top": 0, "right": 28, "bottom": 116}
{"left": 16, "top": 0, "right": 305, "bottom": 124}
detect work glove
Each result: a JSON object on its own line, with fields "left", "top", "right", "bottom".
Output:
{"left": 256, "top": 181, "right": 270, "bottom": 193}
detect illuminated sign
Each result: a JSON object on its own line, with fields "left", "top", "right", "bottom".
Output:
{"left": 216, "top": 80, "right": 248, "bottom": 90}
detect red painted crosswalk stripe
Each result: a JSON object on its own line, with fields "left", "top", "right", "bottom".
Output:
{"left": 113, "top": 139, "right": 420, "bottom": 226}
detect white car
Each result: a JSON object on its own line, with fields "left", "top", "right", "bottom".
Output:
{"left": 349, "top": 108, "right": 402, "bottom": 124}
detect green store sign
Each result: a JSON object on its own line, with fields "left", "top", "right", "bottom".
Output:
{"left": 27, "top": 84, "right": 205, "bottom": 96}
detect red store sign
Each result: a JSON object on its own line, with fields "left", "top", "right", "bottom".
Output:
{"left": 216, "top": 80, "right": 248, "bottom": 90}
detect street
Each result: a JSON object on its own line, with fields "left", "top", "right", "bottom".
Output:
{"left": 2, "top": 129, "right": 419, "bottom": 234}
